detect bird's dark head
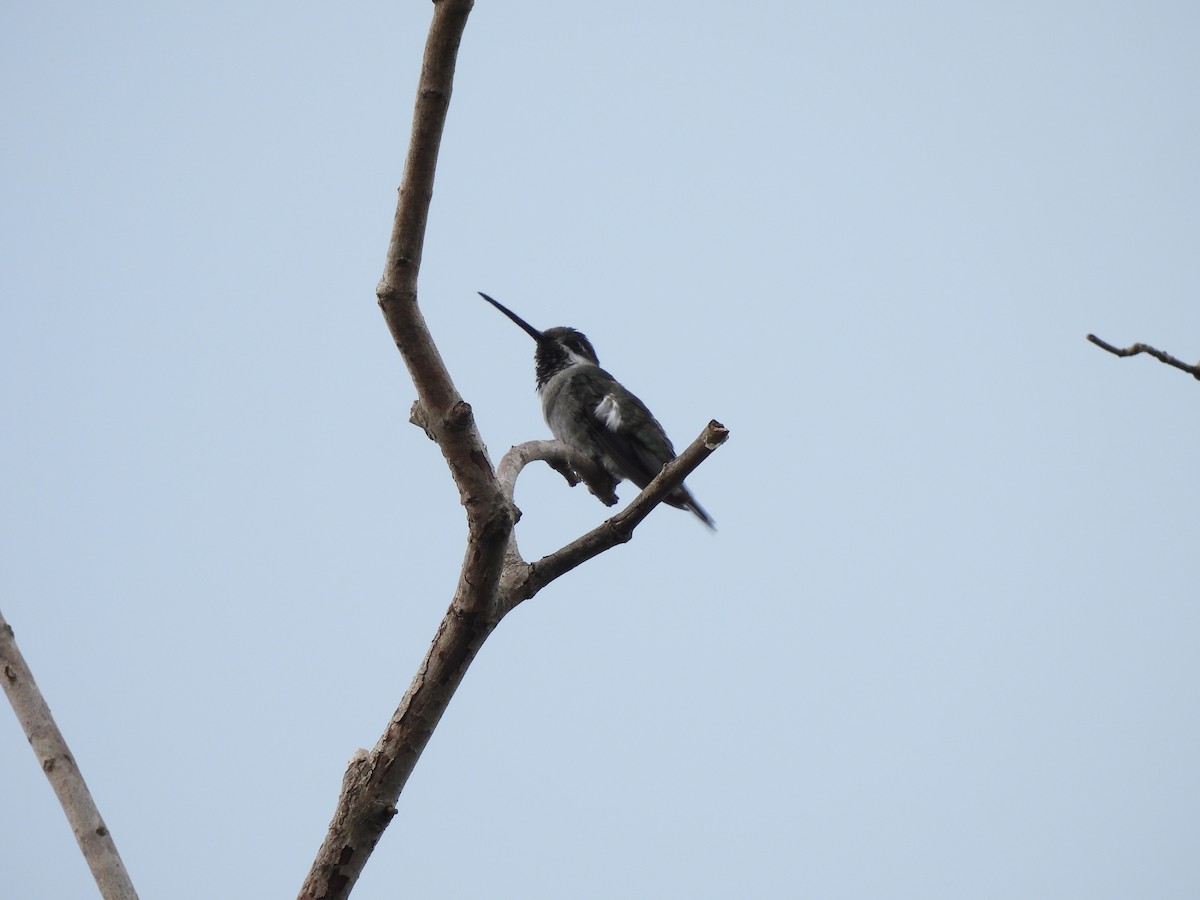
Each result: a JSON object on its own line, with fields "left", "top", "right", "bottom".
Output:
{"left": 539, "top": 327, "right": 599, "bottom": 367}
{"left": 480, "top": 292, "right": 600, "bottom": 388}
{"left": 531, "top": 326, "right": 600, "bottom": 390}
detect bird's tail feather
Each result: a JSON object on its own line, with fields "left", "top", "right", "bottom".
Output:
{"left": 666, "top": 487, "right": 716, "bottom": 530}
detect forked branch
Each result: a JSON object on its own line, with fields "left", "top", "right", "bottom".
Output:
{"left": 298, "top": 423, "right": 725, "bottom": 899}
{"left": 299, "top": 2, "right": 726, "bottom": 897}
{"left": 497, "top": 422, "right": 728, "bottom": 614}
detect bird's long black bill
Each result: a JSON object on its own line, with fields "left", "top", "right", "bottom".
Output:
{"left": 479, "top": 292, "right": 544, "bottom": 342}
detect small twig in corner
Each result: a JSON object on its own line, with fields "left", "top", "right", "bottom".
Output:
{"left": 1086, "top": 334, "right": 1200, "bottom": 381}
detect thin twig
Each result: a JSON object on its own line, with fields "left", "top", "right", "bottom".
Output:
{"left": 1, "top": 610, "right": 139, "bottom": 900}
{"left": 1086, "top": 334, "right": 1200, "bottom": 380}
{"left": 496, "top": 440, "right": 619, "bottom": 507}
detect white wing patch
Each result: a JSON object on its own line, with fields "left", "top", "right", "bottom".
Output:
{"left": 595, "top": 394, "right": 622, "bottom": 431}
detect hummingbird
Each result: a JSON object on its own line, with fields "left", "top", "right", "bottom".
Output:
{"left": 480, "top": 292, "right": 714, "bottom": 529}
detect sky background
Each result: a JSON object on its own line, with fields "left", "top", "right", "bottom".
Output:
{"left": 3, "top": 1, "right": 1199, "bottom": 897}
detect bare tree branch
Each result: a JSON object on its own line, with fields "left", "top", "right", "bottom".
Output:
{"left": 300, "top": 3, "right": 727, "bottom": 896}
{"left": 499, "top": 421, "right": 729, "bottom": 613}
{"left": 1, "top": 610, "right": 139, "bottom": 900}
{"left": 496, "top": 439, "right": 620, "bottom": 508}
{"left": 375, "top": 0, "right": 501, "bottom": 538}
{"left": 299, "top": 4, "right": 492, "bottom": 897}
{"left": 298, "top": 423, "right": 726, "bottom": 899}
{"left": 1086, "top": 334, "right": 1200, "bottom": 380}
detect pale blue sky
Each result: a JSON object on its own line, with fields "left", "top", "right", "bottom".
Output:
{"left": 3, "top": 2, "right": 1199, "bottom": 898}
